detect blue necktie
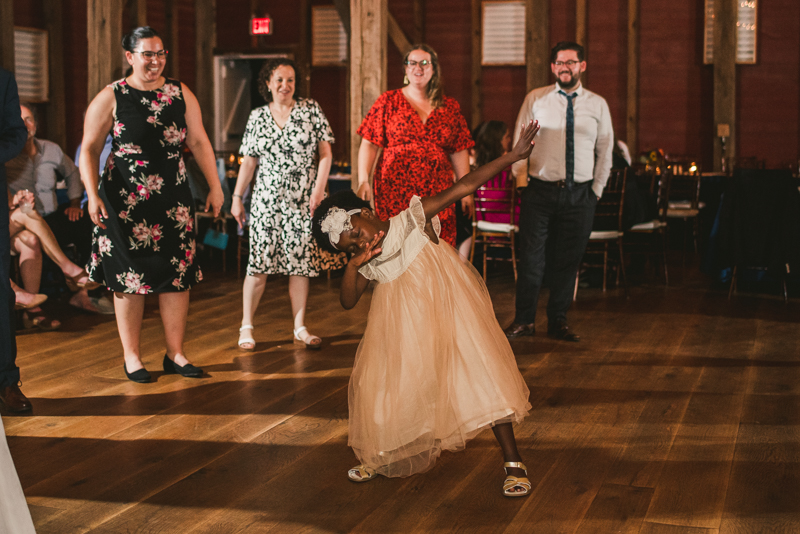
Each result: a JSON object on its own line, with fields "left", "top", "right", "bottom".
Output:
{"left": 560, "top": 91, "right": 577, "bottom": 188}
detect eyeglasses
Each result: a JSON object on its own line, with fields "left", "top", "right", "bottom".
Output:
{"left": 553, "top": 60, "right": 580, "bottom": 67}
{"left": 133, "top": 50, "right": 168, "bottom": 60}
{"left": 404, "top": 59, "right": 432, "bottom": 68}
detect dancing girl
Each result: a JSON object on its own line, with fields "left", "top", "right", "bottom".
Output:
{"left": 312, "top": 120, "right": 540, "bottom": 497}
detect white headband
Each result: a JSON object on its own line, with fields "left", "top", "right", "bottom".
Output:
{"left": 320, "top": 208, "right": 362, "bottom": 246}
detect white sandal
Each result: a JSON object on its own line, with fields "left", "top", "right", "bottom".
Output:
{"left": 238, "top": 325, "right": 255, "bottom": 351}
{"left": 293, "top": 326, "right": 321, "bottom": 350}
{"left": 347, "top": 464, "right": 377, "bottom": 483}
{"left": 503, "top": 461, "right": 532, "bottom": 497}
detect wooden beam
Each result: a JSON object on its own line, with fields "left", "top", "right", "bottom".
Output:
{"left": 195, "top": 0, "right": 216, "bottom": 147}
{"left": 44, "top": 0, "right": 66, "bottom": 149}
{"left": 526, "top": 0, "right": 549, "bottom": 92}
{"left": 165, "top": 0, "right": 180, "bottom": 79}
{"left": 626, "top": 0, "right": 638, "bottom": 154}
{"left": 412, "top": 0, "right": 425, "bottom": 43}
{"left": 470, "top": 0, "right": 481, "bottom": 128}
{"left": 110, "top": 0, "right": 123, "bottom": 80}
{"left": 130, "top": 0, "right": 147, "bottom": 27}
{"left": 333, "top": 0, "right": 350, "bottom": 37}
{"left": 576, "top": 0, "right": 587, "bottom": 86}
{"left": 576, "top": 0, "right": 587, "bottom": 48}
{"left": 87, "top": 0, "right": 122, "bottom": 104}
{"left": 350, "top": 0, "right": 387, "bottom": 190}
{"left": 0, "top": 0, "right": 14, "bottom": 72}
{"left": 297, "top": 0, "right": 311, "bottom": 98}
{"left": 387, "top": 13, "right": 412, "bottom": 56}
{"left": 713, "top": 0, "right": 736, "bottom": 171}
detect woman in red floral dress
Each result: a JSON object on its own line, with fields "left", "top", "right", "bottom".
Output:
{"left": 356, "top": 44, "right": 474, "bottom": 247}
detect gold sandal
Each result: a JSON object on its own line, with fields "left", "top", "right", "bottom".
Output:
{"left": 347, "top": 464, "right": 377, "bottom": 483}
{"left": 503, "top": 461, "right": 532, "bottom": 497}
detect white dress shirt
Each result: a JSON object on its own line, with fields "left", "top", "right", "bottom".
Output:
{"left": 512, "top": 83, "right": 614, "bottom": 198}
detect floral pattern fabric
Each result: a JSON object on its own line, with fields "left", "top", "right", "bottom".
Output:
{"left": 240, "top": 98, "right": 341, "bottom": 277}
{"left": 357, "top": 89, "right": 474, "bottom": 247}
{"left": 87, "top": 78, "right": 201, "bottom": 293}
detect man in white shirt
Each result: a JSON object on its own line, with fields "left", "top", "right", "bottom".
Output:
{"left": 505, "top": 42, "right": 613, "bottom": 342}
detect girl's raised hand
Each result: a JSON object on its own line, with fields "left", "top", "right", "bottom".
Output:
{"left": 349, "top": 231, "right": 384, "bottom": 268}
{"left": 510, "top": 120, "right": 540, "bottom": 162}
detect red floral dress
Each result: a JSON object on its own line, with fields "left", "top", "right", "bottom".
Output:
{"left": 357, "top": 90, "right": 474, "bottom": 247}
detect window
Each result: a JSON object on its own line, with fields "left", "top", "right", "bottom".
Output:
{"left": 312, "top": 6, "right": 347, "bottom": 67}
{"left": 704, "top": 0, "right": 758, "bottom": 64}
{"left": 482, "top": 1, "right": 526, "bottom": 66}
{"left": 14, "top": 28, "right": 49, "bottom": 102}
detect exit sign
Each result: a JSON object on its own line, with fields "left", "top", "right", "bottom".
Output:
{"left": 250, "top": 16, "right": 272, "bottom": 35}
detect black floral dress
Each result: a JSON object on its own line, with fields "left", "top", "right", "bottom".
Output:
{"left": 240, "top": 98, "right": 338, "bottom": 277}
{"left": 87, "top": 78, "right": 201, "bottom": 293}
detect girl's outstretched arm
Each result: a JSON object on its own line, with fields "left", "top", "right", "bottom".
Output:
{"left": 340, "top": 231, "right": 384, "bottom": 309}
{"left": 421, "top": 120, "right": 539, "bottom": 220}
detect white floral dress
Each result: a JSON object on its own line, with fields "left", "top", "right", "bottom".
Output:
{"left": 240, "top": 99, "right": 340, "bottom": 276}
{"left": 87, "top": 78, "right": 201, "bottom": 293}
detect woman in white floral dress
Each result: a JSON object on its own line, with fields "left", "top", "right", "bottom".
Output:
{"left": 79, "top": 27, "right": 223, "bottom": 383}
{"left": 231, "top": 58, "right": 334, "bottom": 351}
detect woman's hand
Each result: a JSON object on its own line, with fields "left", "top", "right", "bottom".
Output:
{"left": 205, "top": 186, "right": 224, "bottom": 218}
{"left": 348, "top": 231, "right": 384, "bottom": 268}
{"left": 510, "top": 120, "right": 540, "bottom": 162}
{"left": 87, "top": 195, "right": 108, "bottom": 229}
{"left": 12, "top": 189, "right": 34, "bottom": 209}
{"left": 357, "top": 181, "right": 372, "bottom": 201}
{"left": 231, "top": 196, "right": 246, "bottom": 229}
{"left": 309, "top": 190, "right": 324, "bottom": 215}
{"left": 460, "top": 195, "right": 474, "bottom": 218}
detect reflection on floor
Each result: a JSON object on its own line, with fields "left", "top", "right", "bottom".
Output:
{"left": 5, "top": 266, "right": 800, "bottom": 533}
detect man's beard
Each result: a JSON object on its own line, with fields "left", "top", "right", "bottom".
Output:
{"left": 556, "top": 72, "right": 580, "bottom": 90}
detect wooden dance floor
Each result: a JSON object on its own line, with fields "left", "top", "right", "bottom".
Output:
{"left": 4, "top": 268, "right": 800, "bottom": 533}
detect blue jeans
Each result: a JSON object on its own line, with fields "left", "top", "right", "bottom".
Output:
{"left": 514, "top": 179, "right": 596, "bottom": 326}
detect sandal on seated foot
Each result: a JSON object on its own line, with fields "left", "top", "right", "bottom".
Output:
{"left": 22, "top": 311, "right": 61, "bottom": 332}
{"left": 503, "top": 461, "right": 532, "bottom": 497}
{"left": 238, "top": 325, "right": 255, "bottom": 351}
{"left": 348, "top": 465, "right": 377, "bottom": 483}
{"left": 65, "top": 269, "right": 101, "bottom": 292}
{"left": 293, "top": 326, "right": 321, "bottom": 350}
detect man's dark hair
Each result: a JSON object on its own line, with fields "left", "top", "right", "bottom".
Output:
{"left": 312, "top": 190, "right": 372, "bottom": 254}
{"left": 550, "top": 41, "right": 585, "bottom": 63}
{"left": 121, "top": 26, "right": 160, "bottom": 52}
{"left": 19, "top": 101, "right": 37, "bottom": 126}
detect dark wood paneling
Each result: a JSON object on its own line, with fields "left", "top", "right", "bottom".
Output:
{"left": 736, "top": 0, "right": 800, "bottom": 168}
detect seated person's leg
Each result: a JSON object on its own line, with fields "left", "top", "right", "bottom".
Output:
{"left": 44, "top": 204, "right": 94, "bottom": 267}
{"left": 10, "top": 208, "right": 94, "bottom": 287}
{"left": 10, "top": 229, "right": 42, "bottom": 295}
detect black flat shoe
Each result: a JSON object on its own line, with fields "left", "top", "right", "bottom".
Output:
{"left": 124, "top": 364, "right": 151, "bottom": 383}
{"left": 163, "top": 354, "right": 203, "bottom": 378}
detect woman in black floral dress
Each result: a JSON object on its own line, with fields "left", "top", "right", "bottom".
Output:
{"left": 230, "top": 58, "right": 334, "bottom": 351}
{"left": 79, "top": 27, "right": 223, "bottom": 383}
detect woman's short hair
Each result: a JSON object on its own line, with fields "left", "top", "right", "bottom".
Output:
{"left": 471, "top": 121, "right": 508, "bottom": 167}
{"left": 121, "top": 26, "right": 160, "bottom": 52}
{"left": 312, "top": 190, "right": 372, "bottom": 254}
{"left": 404, "top": 44, "right": 443, "bottom": 108}
{"left": 257, "top": 58, "right": 298, "bottom": 103}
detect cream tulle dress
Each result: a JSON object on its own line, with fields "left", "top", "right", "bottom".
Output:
{"left": 0, "top": 418, "right": 36, "bottom": 534}
{"left": 351, "top": 196, "right": 531, "bottom": 478}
